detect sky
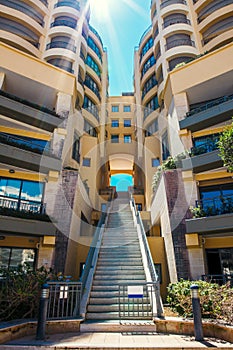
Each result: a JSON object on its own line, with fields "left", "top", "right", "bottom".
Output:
{"left": 110, "top": 174, "right": 133, "bottom": 191}
{"left": 89, "top": 0, "right": 151, "bottom": 96}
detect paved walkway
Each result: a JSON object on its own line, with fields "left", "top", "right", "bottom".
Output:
{"left": 0, "top": 331, "right": 233, "bottom": 349}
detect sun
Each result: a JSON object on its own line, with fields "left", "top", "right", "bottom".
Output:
{"left": 89, "top": 0, "right": 117, "bottom": 22}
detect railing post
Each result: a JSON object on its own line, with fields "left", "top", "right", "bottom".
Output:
{"left": 190, "top": 284, "right": 203, "bottom": 341}
{"left": 36, "top": 283, "right": 50, "bottom": 340}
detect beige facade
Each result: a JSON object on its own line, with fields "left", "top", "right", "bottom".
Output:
{"left": 0, "top": 0, "right": 232, "bottom": 294}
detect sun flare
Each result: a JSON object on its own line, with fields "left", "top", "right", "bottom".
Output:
{"left": 89, "top": 0, "right": 118, "bottom": 21}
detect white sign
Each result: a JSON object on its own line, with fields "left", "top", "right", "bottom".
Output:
{"left": 127, "top": 286, "right": 143, "bottom": 298}
{"left": 59, "top": 286, "right": 68, "bottom": 299}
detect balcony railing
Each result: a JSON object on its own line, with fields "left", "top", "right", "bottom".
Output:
{"left": 50, "top": 19, "right": 77, "bottom": 29}
{"left": 54, "top": 1, "right": 80, "bottom": 11}
{"left": 165, "top": 38, "right": 195, "bottom": 51}
{"left": 84, "top": 82, "right": 101, "bottom": 100}
{"left": 0, "top": 132, "right": 55, "bottom": 157}
{"left": 46, "top": 41, "right": 76, "bottom": 52}
{"left": 195, "top": 194, "right": 233, "bottom": 217}
{"left": 202, "top": 274, "right": 233, "bottom": 286}
{"left": 52, "top": 63, "right": 74, "bottom": 74}
{"left": 78, "top": 74, "right": 84, "bottom": 86}
{"left": 80, "top": 50, "right": 86, "bottom": 61}
{"left": 186, "top": 94, "right": 233, "bottom": 117}
{"left": 39, "top": 0, "right": 48, "bottom": 6}
{"left": 89, "top": 25, "right": 103, "bottom": 47}
{"left": 0, "top": 90, "right": 60, "bottom": 118}
{"left": 197, "top": 0, "right": 233, "bottom": 23}
{"left": 160, "top": 0, "right": 187, "bottom": 9}
{"left": 191, "top": 140, "right": 219, "bottom": 156}
{"left": 163, "top": 18, "right": 191, "bottom": 28}
{"left": 139, "top": 24, "right": 152, "bottom": 46}
{"left": 0, "top": 196, "right": 45, "bottom": 215}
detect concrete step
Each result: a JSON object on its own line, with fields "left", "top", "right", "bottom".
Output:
{"left": 89, "top": 297, "right": 150, "bottom": 304}
{"left": 93, "top": 274, "right": 145, "bottom": 280}
{"left": 98, "top": 254, "right": 142, "bottom": 259}
{"left": 93, "top": 279, "right": 146, "bottom": 286}
{"left": 96, "top": 260, "right": 142, "bottom": 266}
{"left": 86, "top": 311, "right": 152, "bottom": 320}
{"left": 80, "top": 321, "right": 156, "bottom": 333}
{"left": 95, "top": 266, "right": 144, "bottom": 272}
{"left": 87, "top": 304, "right": 151, "bottom": 312}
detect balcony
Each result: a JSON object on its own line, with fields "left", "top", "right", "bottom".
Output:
{"left": 182, "top": 149, "right": 222, "bottom": 173}
{"left": 160, "top": 0, "right": 186, "bottom": 9}
{"left": 180, "top": 94, "right": 233, "bottom": 132}
{"left": 197, "top": 0, "right": 233, "bottom": 23}
{"left": 54, "top": 1, "right": 80, "bottom": 11}
{"left": 186, "top": 211, "right": 233, "bottom": 234}
{"left": 0, "top": 137, "right": 61, "bottom": 173}
{"left": 39, "top": 0, "right": 48, "bottom": 6}
{"left": 0, "top": 90, "right": 61, "bottom": 132}
{"left": 195, "top": 194, "right": 233, "bottom": 217}
{"left": 89, "top": 25, "right": 103, "bottom": 47}
{"left": 0, "top": 197, "right": 56, "bottom": 236}
{"left": 46, "top": 41, "right": 76, "bottom": 53}
{"left": 50, "top": 19, "right": 77, "bottom": 29}
{"left": 165, "top": 39, "right": 195, "bottom": 51}
{"left": 163, "top": 18, "right": 191, "bottom": 29}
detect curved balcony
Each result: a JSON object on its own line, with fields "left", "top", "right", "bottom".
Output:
{"left": 46, "top": 41, "right": 76, "bottom": 52}
{"left": 54, "top": 0, "right": 80, "bottom": 11}
{"left": 84, "top": 80, "right": 101, "bottom": 101}
{"left": 50, "top": 19, "right": 77, "bottom": 29}
{"left": 89, "top": 25, "right": 103, "bottom": 49}
{"left": 0, "top": 30, "right": 40, "bottom": 57}
{"left": 160, "top": 0, "right": 186, "bottom": 9}
{"left": 0, "top": 0, "right": 45, "bottom": 26}
{"left": 163, "top": 18, "right": 191, "bottom": 29}
{"left": 197, "top": 0, "right": 233, "bottom": 23}
{"left": 165, "top": 38, "right": 195, "bottom": 51}
{"left": 39, "top": 0, "right": 48, "bottom": 7}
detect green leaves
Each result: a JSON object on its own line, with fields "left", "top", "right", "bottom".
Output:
{"left": 218, "top": 121, "right": 233, "bottom": 173}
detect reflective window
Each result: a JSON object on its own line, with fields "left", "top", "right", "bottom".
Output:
{"left": 87, "top": 36, "right": 102, "bottom": 62}
{"left": 141, "top": 55, "right": 156, "bottom": 77}
{"left": 83, "top": 158, "right": 91, "bottom": 167}
{"left": 124, "top": 119, "right": 131, "bottom": 127}
{"left": 152, "top": 158, "right": 160, "bottom": 167}
{"left": 124, "top": 135, "right": 132, "bottom": 143}
{"left": 112, "top": 105, "right": 119, "bottom": 112}
{"left": 72, "top": 133, "right": 80, "bottom": 163}
{"left": 0, "top": 247, "right": 36, "bottom": 270}
{"left": 85, "top": 55, "right": 101, "bottom": 77}
{"left": 123, "top": 105, "right": 131, "bottom": 112}
{"left": 111, "top": 134, "right": 119, "bottom": 143}
{"left": 111, "top": 120, "right": 119, "bottom": 127}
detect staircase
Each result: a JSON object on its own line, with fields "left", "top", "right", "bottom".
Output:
{"left": 86, "top": 193, "right": 152, "bottom": 320}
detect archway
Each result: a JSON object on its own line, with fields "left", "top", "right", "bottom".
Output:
{"left": 110, "top": 173, "right": 133, "bottom": 192}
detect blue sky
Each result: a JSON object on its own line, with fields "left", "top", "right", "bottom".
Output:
{"left": 110, "top": 174, "right": 133, "bottom": 191}
{"left": 89, "top": 0, "right": 151, "bottom": 96}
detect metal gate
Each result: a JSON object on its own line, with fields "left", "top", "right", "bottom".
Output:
{"left": 118, "top": 282, "right": 158, "bottom": 320}
{"left": 47, "top": 282, "right": 82, "bottom": 320}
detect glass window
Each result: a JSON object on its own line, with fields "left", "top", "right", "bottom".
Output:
{"left": 124, "top": 135, "right": 132, "bottom": 143}
{"left": 0, "top": 247, "right": 36, "bottom": 270}
{"left": 124, "top": 119, "right": 131, "bottom": 127}
{"left": 141, "top": 55, "right": 156, "bottom": 77}
{"left": 87, "top": 36, "right": 102, "bottom": 62}
{"left": 123, "top": 105, "right": 131, "bottom": 112}
{"left": 144, "top": 95, "right": 159, "bottom": 119}
{"left": 85, "top": 55, "right": 101, "bottom": 77}
{"left": 111, "top": 120, "right": 119, "bottom": 127}
{"left": 162, "top": 131, "right": 170, "bottom": 161}
{"left": 136, "top": 203, "right": 142, "bottom": 211}
{"left": 111, "top": 134, "right": 119, "bottom": 143}
{"left": 72, "top": 134, "right": 80, "bottom": 162}
{"left": 152, "top": 158, "right": 160, "bottom": 167}
{"left": 84, "top": 120, "right": 98, "bottom": 137}
{"left": 112, "top": 105, "right": 119, "bottom": 113}
{"left": 83, "top": 158, "right": 91, "bottom": 167}
{"left": 145, "top": 119, "right": 158, "bottom": 136}
{"left": 0, "top": 178, "right": 44, "bottom": 213}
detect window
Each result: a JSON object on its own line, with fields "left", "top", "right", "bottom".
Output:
{"left": 84, "top": 74, "right": 100, "bottom": 100}
{"left": 0, "top": 178, "right": 44, "bottom": 213}
{"left": 111, "top": 119, "right": 119, "bottom": 127}
{"left": 144, "top": 95, "right": 159, "bottom": 119}
{"left": 82, "top": 158, "right": 91, "bottom": 167}
{"left": 142, "top": 75, "right": 157, "bottom": 99}
{"left": 111, "top": 134, "right": 119, "bottom": 143}
{"left": 140, "top": 37, "right": 154, "bottom": 61}
{"left": 136, "top": 203, "right": 142, "bottom": 211}
{"left": 72, "top": 134, "right": 80, "bottom": 162}
{"left": 123, "top": 105, "right": 131, "bottom": 112}
{"left": 162, "top": 131, "right": 170, "bottom": 161}
{"left": 112, "top": 105, "right": 119, "bottom": 112}
{"left": 154, "top": 263, "right": 162, "bottom": 284}
{"left": 87, "top": 36, "right": 102, "bottom": 62}
{"left": 124, "top": 135, "right": 132, "bottom": 143}
{"left": 83, "top": 95, "right": 99, "bottom": 120}
{"left": 101, "top": 203, "right": 107, "bottom": 212}
{"left": 124, "top": 119, "right": 131, "bottom": 127}
{"left": 84, "top": 119, "right": 97, "bottom": 137}
{"left": 0, "top": 132, "right": 50, "bottom": 154}
{"left": 85, "top": 54, "right": 101, "bottom": 77}
{"left": 0, "top": 247, "right": 36, "bottom": 270}
{"left": 152, "top": 158, "right": 160, "bottom": 167}
{"left": 145, "top": 119, "right": 158, "bottom": 136}
{"left": 141, "top": 55, "right": 156, "bottom": 77}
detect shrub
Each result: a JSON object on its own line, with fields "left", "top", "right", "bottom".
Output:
{"left": 218, "top": 121, "right": 233, "bottom": 173}
{"left": 167, "top": 279, "right": 233, "bottom": 324}
{"left": 0, "top": 264, "right": 50, "bottom": 321}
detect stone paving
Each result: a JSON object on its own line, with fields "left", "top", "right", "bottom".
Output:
{"left": 0, "top": 331, "right": 233, "bottom": 349}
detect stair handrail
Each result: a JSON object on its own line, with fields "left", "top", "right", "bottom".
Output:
{"left": 79, "top": 198, "right": 113, "bottom": 317}
{"left": 130, "top": 197, "right": 164, "bottom": 318}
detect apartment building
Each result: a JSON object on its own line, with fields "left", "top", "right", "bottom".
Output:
{"left": 0, "top": 0, "right": 232, "bottom": 299}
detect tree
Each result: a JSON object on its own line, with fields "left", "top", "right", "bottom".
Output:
{"left": 218, "top": 122, "right": 233, "bottom": 172}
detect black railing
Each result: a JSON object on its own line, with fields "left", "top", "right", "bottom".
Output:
{"left": 186, "top": 94, "right": 233, "bottom": 117}
{"left": 78, "top": 74, "right": 84, "bottom": 86}
{"left": 54, "top": 1, "right": 80, "bottom": 11}
{"left": 39, "top": 0, "right": 48, "bottom": 6}
{"left": 0, "top": 22, "right": 40, "bottom": 48}
{"left": 46, "top": 41, "right": 76, "bottom": 52}
{"left": 52, "top": 64, "right": 74, "bottom": 74}
{"left": 165, "top": 39, "right": 195, "bottom": 51}
{"left": 83, "top": 105, "right": 99, "bottom": 121}
{"left": 47, "top": 282, "right": 82, "bottom": 319}
{"left": 195, "top": 194, "right": 233, "bottom": 217}
{"left": 142, "top": 77, "right": 157, "bottom": 100}
{"left": 202, "top": 274, "right": 233, "bottom": 286}
{"left": 139, "top": 25, "right": 152, "bottom": 46}
{"left": 163, "top": 18, "right": 191, "bottom": 28}
{"left": 160, "top": 0, "right": 186, "bottom": 9}
{"left": 50, "top": 20, "right": 77, "bottom": 29}
{"left": 84, "top": 82, "right": 101, "bottom": 100}
{"left": 80, "top": 50, "right": 86, "bottom": 61}
{"left": 191, "top": 140, "right": 219, "bottom": 156}
{"left": 0, "top": 132, "right": 54, "bottom": 156}
{"left": 0, "top": 195, "right": 45, "bottom": 214}
{"left": 0, "top": 90, "right": 60, "bottom": 117}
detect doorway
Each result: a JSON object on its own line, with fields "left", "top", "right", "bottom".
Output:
{"left": 110, "top": 174, "right": 133, "bottom": 192}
